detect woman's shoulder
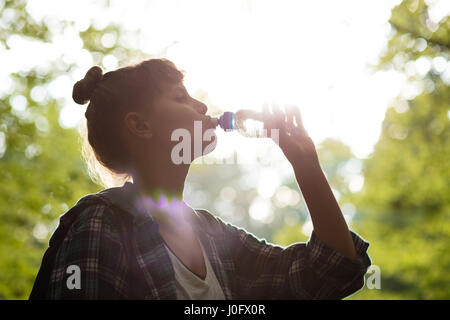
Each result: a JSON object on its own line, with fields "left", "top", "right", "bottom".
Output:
{"left": 50, "top": 193, "right": 128, "bottom": 247}
{"left": 61, "top": 193, "right": 114, "bottom": 225}
{"left": 43, "top": 194, "right": 131, "bottom": 299}
{"left": 192, "top": 207, "right": 241, "bottom": 237}
{"left": 192, "top": 208, "right": 222, "bottom": 231}
{"left": 71, "top": 196, "right": 118, "bottom": 230}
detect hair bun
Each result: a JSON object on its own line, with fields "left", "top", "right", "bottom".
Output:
{"left": 72, "top": 66, "right": 103, "bottom": 105}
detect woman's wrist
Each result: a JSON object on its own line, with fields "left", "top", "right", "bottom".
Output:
{"left": 292, "top": 158, "right": 322, "bottom": 179}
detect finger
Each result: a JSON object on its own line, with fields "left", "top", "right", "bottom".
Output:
{"left": 292, "top": 105, "right": 308, "bottom": 136}
{"left": 273, "top": 103, "right": 292, "bottom": 143}
{"left": 271, "top": 103, "right": 285, "bottom": 128}
{"left": 286, "top": 105, "right": 294, "bottom": 124}
{"left": 261, "top": 103, "right": 270, "bottom": 127}
{"left": 270, "top": 117, "right": 296, "bottom": 154}
{"left": 236, "top": 109, "right": 265, "bottom": 122}
{"left": 269, "top": 103, "right": 283, "bottom": 138}
{"left": 262, "top": 103, "right": 270, "bottom": 118}
{"left": 262, "top": 103, "right": 275, "bottom": 135}
{"left": 286, "top": 105, "right": 295, "bottom": 136}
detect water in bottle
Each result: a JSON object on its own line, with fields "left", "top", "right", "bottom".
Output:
{"left": 217, "top": 110, "right": 268, "bottom": 138}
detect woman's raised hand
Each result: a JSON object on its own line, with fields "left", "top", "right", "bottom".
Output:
{"left": 260, "top": 104, "right": 320, "bottom": 170}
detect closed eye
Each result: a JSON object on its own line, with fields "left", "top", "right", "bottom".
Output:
{"left": 174, "top": 88, "right": 190, "bottom": 103}
{"left": 175, "top": 94, "right": 189, "bottom": 102}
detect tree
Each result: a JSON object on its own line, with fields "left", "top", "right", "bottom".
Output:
{"left": 270, "top": 0, "right": 450, "bottom": 299}
{"left": 350, "top": 0, "right": 450, "bottom": 299}
{"left": 0, "top": 0, "right": 143, "bottom": 298}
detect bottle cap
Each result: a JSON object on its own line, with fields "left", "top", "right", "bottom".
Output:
{"left": 218, "top": 111, "right": 234, "bottom": 130}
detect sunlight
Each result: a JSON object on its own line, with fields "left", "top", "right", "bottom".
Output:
{"left": 249, "top": 196, "right": 274, "bottom": 224}
{"left": 158, "top": 0, "right": 406, "bottom": 159}
{"left": 1, "top": 0, "right": 409, "bottom": 161}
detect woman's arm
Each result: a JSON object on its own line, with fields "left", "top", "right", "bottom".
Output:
{"left": 198, "top": 209, "right": 371, "bottom": 299}
{"left": 261, "top": 104, "right": 357, "bottom": 260}
{"left": 294, "top": 159, "right": 357, "bottom": 260}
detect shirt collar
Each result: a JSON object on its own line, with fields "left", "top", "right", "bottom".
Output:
{"left": 95, "top": 181, "right": 206, "bottom": 232}
{"left": 95, "top": 181, "right": 145, "bottom": 222}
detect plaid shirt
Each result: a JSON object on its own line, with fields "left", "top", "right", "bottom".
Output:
{"left": 40, "top": 181, "right": 371, "bottom": 299}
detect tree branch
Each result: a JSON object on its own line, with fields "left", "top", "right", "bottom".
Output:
{"left": 390, "top": 21, "right": 450, "bottom": 51}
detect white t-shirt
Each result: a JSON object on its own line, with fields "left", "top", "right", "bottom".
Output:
{"left": 163, "top": 240, "right": 226, "bottom": 300}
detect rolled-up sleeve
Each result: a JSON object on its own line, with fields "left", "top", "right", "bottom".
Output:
{"left": 290, "top": 229, "right": 371, "bottom": 299}
{"left": 216, "top": 216, "right": 371, "bottom": 300}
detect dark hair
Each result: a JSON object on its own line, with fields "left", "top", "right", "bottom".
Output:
{"left": 73, "top": 58, "right": 184, "bottom": 187}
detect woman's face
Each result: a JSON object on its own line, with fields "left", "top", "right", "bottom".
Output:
{"left": 144, "top": 82, "right": 218, "bottom": 163}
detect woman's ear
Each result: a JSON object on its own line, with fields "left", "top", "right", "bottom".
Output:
{"left": 124, "top": 112, "right": 153, "bottom": 139}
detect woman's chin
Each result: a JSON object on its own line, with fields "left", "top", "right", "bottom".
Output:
{"left": 190, "top": 132, "right": 217, "bottom": 162}
{"left": 201, "top": 132, "right": 217, "bottom": 157}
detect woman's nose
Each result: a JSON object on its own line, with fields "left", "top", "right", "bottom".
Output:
{"left": 194, "top": 99, "right": 208, "bottom": 115}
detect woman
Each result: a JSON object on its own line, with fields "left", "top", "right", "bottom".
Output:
{"left": 30, "top": 58, "right": 371, "bottom": 300}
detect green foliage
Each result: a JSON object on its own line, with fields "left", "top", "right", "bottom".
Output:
{"left": 0, "top": 1, "right": 146, "bottom": 299}
{"left": 350, "top": 0, "right": 450, "bottom": 299}
{"left": 272, "top": 224, "right": 309, "bottom": 246}
{"left": 378, "top": 0, "right": 450, "bottom": 71}
{"left": 0, "top": 102, "right": 98, "bottom": 299}
{"left": 359, "top": 84, "right": 449, "bottom": 221}
{"left": 270, "top": 0, "right": 450, "bottom": 299}
{"left": 0, "top": 0, "right": 51, "bottom": 47}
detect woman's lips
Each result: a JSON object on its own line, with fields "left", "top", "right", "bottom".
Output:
{"left": 210, "top": 117, "right": 219, "bottom": 127}
{"left": 203, "top": 116, "right": 219, "bottom": 129}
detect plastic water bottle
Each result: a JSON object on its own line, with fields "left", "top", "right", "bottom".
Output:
{"left": 217, "top": 110, "right": 268, "bottom": 138}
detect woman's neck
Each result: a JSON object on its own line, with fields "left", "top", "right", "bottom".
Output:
{"left": 130, "top": 148, "right": 192, "bottom": 230}
{"left": 131, "top": 164, "right": 188, "bottom": 202}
